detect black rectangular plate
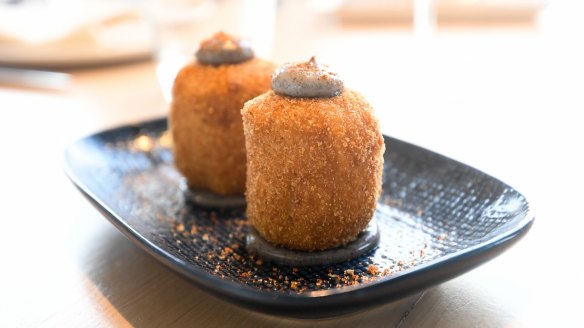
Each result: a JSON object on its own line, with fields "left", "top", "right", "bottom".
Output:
{"left": 64, "top": 118, "right": 533, "bottom": 318}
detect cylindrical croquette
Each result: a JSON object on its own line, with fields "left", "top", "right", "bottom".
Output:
{"left": 170, "top": 58, "right": 275, "bottom": 195}
{"left": 242, "top": 90, "right": 385, "bottom": 251}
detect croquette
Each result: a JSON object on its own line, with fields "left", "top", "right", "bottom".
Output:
{"left": 242, "top": 89, "right": 385, "bottom": 251}
{"left": 170, "top": 33, "right": 275, "bottom": 195}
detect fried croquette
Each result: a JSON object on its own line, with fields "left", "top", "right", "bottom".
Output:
{"left": 242, "top": 90, "right": 385, "bottom": 251}
{"left": 170, "top": 35, "right": 274, "bottom": 195}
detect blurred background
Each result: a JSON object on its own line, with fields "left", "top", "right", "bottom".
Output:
{"left": 2, "top": 0, "right": 579, "bottom": 201}
{"left": 1, "top": 0, "right": 584, "bottom": 327}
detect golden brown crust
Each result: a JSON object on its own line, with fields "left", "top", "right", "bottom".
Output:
{"left": 170, "top": 58, "right": 275, "bottom": 195}
{"left": 242, "top": 90, "right": 385, "bottom": 251}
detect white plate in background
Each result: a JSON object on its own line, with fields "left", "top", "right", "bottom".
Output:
{"left": 0, "top": 2, "right": 154, "bottom": 68}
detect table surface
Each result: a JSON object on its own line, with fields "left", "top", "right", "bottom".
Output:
{"left": 1, "top": 1, "right": 584, "bottom": 327}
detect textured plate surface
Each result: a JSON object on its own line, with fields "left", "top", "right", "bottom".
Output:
{"left": 64, "top": 118, "right": 533, "bottom": 318}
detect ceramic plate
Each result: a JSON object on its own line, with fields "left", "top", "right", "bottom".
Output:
{"left": 0, "top": 7, "right": 152, "bottom": 69}
{"left": 64, "top": 118, "right": 533, "bottom": 318}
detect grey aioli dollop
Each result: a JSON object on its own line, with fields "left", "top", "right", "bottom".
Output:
{"left": 195, "top": 32, "right": 254, "bottom": 65}
{"left": 271, "top": 57, "right": 344, "bottom": 98}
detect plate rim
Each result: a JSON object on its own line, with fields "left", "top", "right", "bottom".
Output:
{"left": 64, "top": 117, "right": 535, "bottom": 318}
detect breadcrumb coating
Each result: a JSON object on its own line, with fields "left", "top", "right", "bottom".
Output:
{"left": 242, "top": 90, "right": 385, "bottom": 251}
{"left": 170, "top": 58, "right": 275, "bottom": 195}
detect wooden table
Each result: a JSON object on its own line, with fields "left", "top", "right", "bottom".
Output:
{"left": 1, "top": 1, "right": 583, "bottom": 326}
